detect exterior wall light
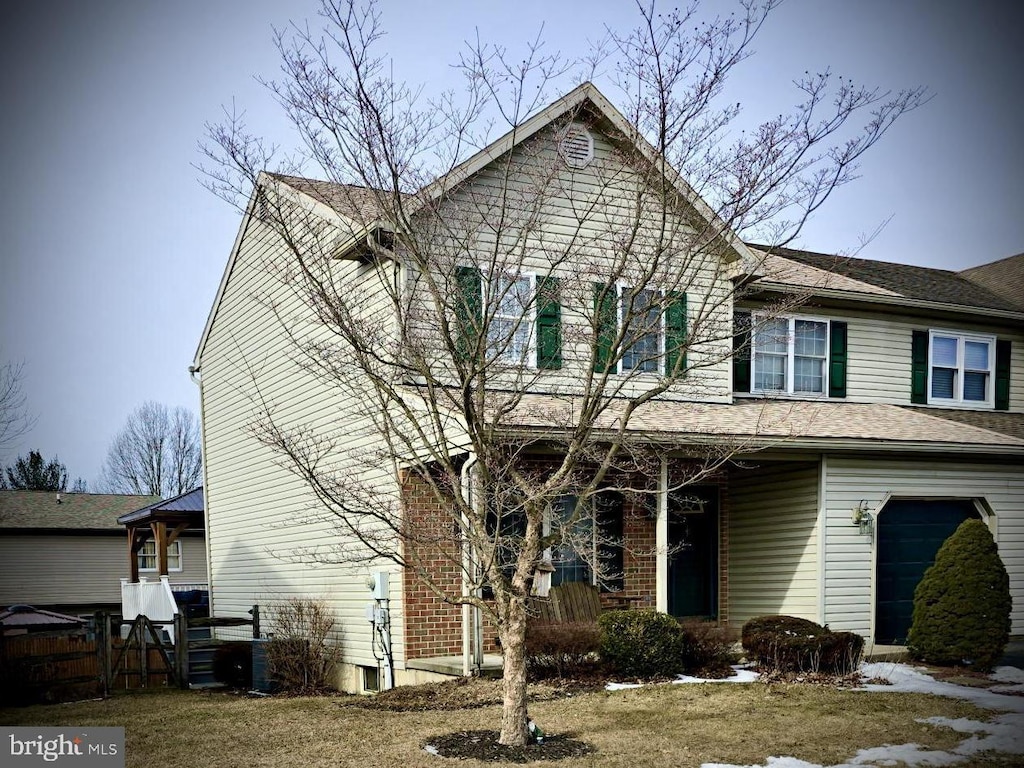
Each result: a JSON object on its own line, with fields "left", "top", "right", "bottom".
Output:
{"left": 851, "top": 500, "right": 874, "bottom": 535}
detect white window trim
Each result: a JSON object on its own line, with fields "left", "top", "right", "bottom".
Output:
{"left": 542, "top": 499, "right": 600, "bottom": 588}
{"left": 138, "top": 539, "right": 183, "bottom": 573}
{"left": 616, "top": 283, "right": 665, "bottom": 375}
{"left": 927, "top": 329, "right": 996, "bottom": 408}
{"left": 485, "top": 270, "right": 537, "bottom": 368}
{"left": 750, "top": 313, "right": 831, "bottom": 396}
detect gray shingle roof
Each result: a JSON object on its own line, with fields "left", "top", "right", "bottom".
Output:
{"left": 485, "top": 394, "right": 1024, "bottom": 451}
{"left": 266, "top": 173, "right": 397, "bottom": 224}
{"left": 959, "top": 252, "right": 1024, "bottom": 312}
{"left": 747, "top": 244, "right": 1022, "bottom": 313}
{"left": 0, "top": 491, "right": 160, "bottom": 531}
{"left": 909, "top": 408, "right": 1024, "bottom": 442}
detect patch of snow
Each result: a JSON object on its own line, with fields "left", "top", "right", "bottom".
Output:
{"left": 922, "top": 714, "right": 1024, "bottom": 757}
{"left": 675, "top": 666, "right": 760, "bottom": 684}
{"left": 604, "top": 681, "right": 644, "bottom": 691}
{"left": 847, "top": 742, "right": 963, "bottom": 766}
{"left": 990, "top": 666, "right": 1024, "bottom": 684}
{"left": 990, "top": 683, "right": 1024, "bottom": 695}
{"left": 700, "top": 664, "right": 1024, "bottom": 768}
{"left": 859, "top": 662, "right": 1024, "bottom": 713}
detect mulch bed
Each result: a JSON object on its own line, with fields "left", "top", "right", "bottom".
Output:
{"left": 424, "top": 730, "right": 594, "bottom": 763}
{"left": 340, "top": 676, "right": 602, "bottom": 712}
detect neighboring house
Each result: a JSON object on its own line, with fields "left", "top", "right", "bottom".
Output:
{"left": 193, "top": 82, "right": 1023, "bottom": 692}
{"left": 0, "top": 490, "right": 208, "bottom": 616}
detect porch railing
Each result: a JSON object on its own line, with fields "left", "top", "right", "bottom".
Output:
{"left": 120, "top": 576, "right": 179, "bottom": 643}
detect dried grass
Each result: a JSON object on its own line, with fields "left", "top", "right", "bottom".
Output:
{"left": 0, "top": 681, "right": 1010, "bottom": 768}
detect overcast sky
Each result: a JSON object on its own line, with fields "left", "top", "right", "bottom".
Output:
{"left": 1, "top": 0, "right": 1022, "bottom": 488}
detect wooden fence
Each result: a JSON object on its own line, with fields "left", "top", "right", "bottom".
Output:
{"left": 1, "top": 607, "right": 261, "bottom": 706}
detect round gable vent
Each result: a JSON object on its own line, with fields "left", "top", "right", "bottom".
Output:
{"left": 558, "top": 124, "right": 594, "bottom": 169}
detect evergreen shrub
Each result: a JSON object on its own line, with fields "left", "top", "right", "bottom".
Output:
{"left": 599, "top": 609, "right": 684, "bottom": 678}
{"left": 907, "top": 518, "right": 1011, "bottom": 671}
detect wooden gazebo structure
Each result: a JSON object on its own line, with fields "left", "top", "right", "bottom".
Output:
{"left": 117, "top": 487, "right": 205, "bottom": 582}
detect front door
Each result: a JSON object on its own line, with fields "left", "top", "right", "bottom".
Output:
{"left": 668, "top": 487, "right": 719, "bottom": 619}
{"left": 875, "top": 498, "right": 980, "bottom": 644}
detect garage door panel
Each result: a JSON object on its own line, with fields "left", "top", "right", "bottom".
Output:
{"left": 875, "top": 499, "right": 979, "bottom": 644}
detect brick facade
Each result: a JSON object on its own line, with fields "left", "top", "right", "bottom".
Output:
{"left": 399, "top": 461, "right": 731, "bottom": 661}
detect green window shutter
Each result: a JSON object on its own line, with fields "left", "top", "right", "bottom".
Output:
{"left": 733, "top": 311, "right": 751, "bottom": 393}
{"left": 911, "top": 330, "right": 929, "bottom": 404}
{"left": 593, "top": 283, "right": 616, "bottom": 373}
{"left": 995, "top": 339, "right": 1011, "bottom": 411}
{"left": 664, "top": 291, "right": 688, "bottom": 376}
{"left": 536, "top": 276, "right": 562, "bottom": 370}
{"left": 828, "top": 321, "right": 848, "bottom": 398}
{"left": 455, "top": 265, "right": 482, "bottom": 361}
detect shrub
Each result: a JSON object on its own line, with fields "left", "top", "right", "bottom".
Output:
{"left": 264, "top": 598, "right": 342, "bottom": 693}
{"left": 679, "top": 619, "right": 739, "bottom": 677}
{"left": 525, "top": 621, "right": 601, "bottom": 679}
{"left": 599, "top": 610, "right": 684, "bottom": 678}
{"left": 212, "top": 642, "right": 253, "bottom": 688}
{"left": 907, "top": 519, "right": 1011, "bottom": 671}
{"left": 741, "top": 615, "right": 863, "bottom": 675}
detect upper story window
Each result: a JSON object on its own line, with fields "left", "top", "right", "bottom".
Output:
{"left": 486, "top": 274, "right": 536, "bottom": 365}
{"left": 734, "top": 311, "right": 848, "bottom": 398}
{"left": 928, "top": 330, "right": 996, "bottom": 406}
{"left": 753, "top": 315, "right": 829, "bottom": 395}
{"left": 595, "top": 284, "right": 687, "bottom": 376}
{"left": 621, "top": 287, "right": 661, "bottom": 373}
{"left": 138, "top": 539, "right": 182, "bottom": 572}
{"left": 455, "top": 266, "right": 561, "bottom": 370}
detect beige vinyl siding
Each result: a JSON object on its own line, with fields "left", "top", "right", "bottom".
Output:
{"left": 737, "top": 302, "right": 1023, "bottom": 411}
{"left": 0, "top": 534, "right": 207, "bottom": 609}
{"left": 728, "top": 462, "right": 820, "bottom": 626}
{"left": 408, "top": 124, "right": 735, "bottom": 402}
{"left": 198, "top": 213, "right": 408, "bottom": 670}
{"left": 822, "top": 455, "right": 1024, "bottom": 638}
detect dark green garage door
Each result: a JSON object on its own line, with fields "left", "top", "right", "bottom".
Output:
{"left": 875, "top": 499, "right": 980, "bottom": 644}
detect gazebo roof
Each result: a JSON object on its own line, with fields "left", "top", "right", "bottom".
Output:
{"left": 117, "top": 486, "right": 204, "bottom": 529}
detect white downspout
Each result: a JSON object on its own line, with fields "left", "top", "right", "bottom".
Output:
{"left": 656, "top": 456, "right": 669, "bottom": 613}
{"left": 460, "top": 453, "right": 478, "bottom": 676}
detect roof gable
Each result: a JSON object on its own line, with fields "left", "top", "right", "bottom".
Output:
{"left": 960, "top": 252, "right": 1024, "bottom": 312}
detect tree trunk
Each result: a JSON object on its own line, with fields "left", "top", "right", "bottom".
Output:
{"left": 498, "top": 598, "right": 530, "bottom": 746}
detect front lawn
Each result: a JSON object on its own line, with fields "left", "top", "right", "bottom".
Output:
{"left": 0, "top": 680, "right": 1016, "bottom": 767}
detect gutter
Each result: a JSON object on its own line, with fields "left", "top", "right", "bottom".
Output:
{"left": 489, "top": 426, "right": 1024, "bottom": 456}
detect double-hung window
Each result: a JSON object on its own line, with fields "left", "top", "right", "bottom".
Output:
{"left": 455, "top": 266, "right": 562, "bottom": 369}
{"left": 928, "top": 331, "right": 996, "bottom": 406}
{"left": 487, "top": 274, "right": 535, "bottom": 366}
{"left": 594, "top": 284, "right": 687, "bottom": 375}
{"left": 547, "top": 493, "right": 624, "bottom": 592}
{"left": 620, "top": 287, "right": 661, "bottom": 373}
{"left": 138, "top": 539, "right": 182, "bottom": 572}
{"left": 751, "top": 315, "right": 829, "bottom": 395}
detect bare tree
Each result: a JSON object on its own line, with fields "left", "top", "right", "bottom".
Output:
{"left": 100, "top": 401, "right": 202, "bottom": 498}
{"left": 0, "top": 359, "right": 34, "bottom": 453}
{"left": 201, "top": 0, "right": 924, "bottom": 745}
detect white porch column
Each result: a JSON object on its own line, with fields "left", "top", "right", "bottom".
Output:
{"left": 656, "top": 456, "right": 669, "bottom": 613}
